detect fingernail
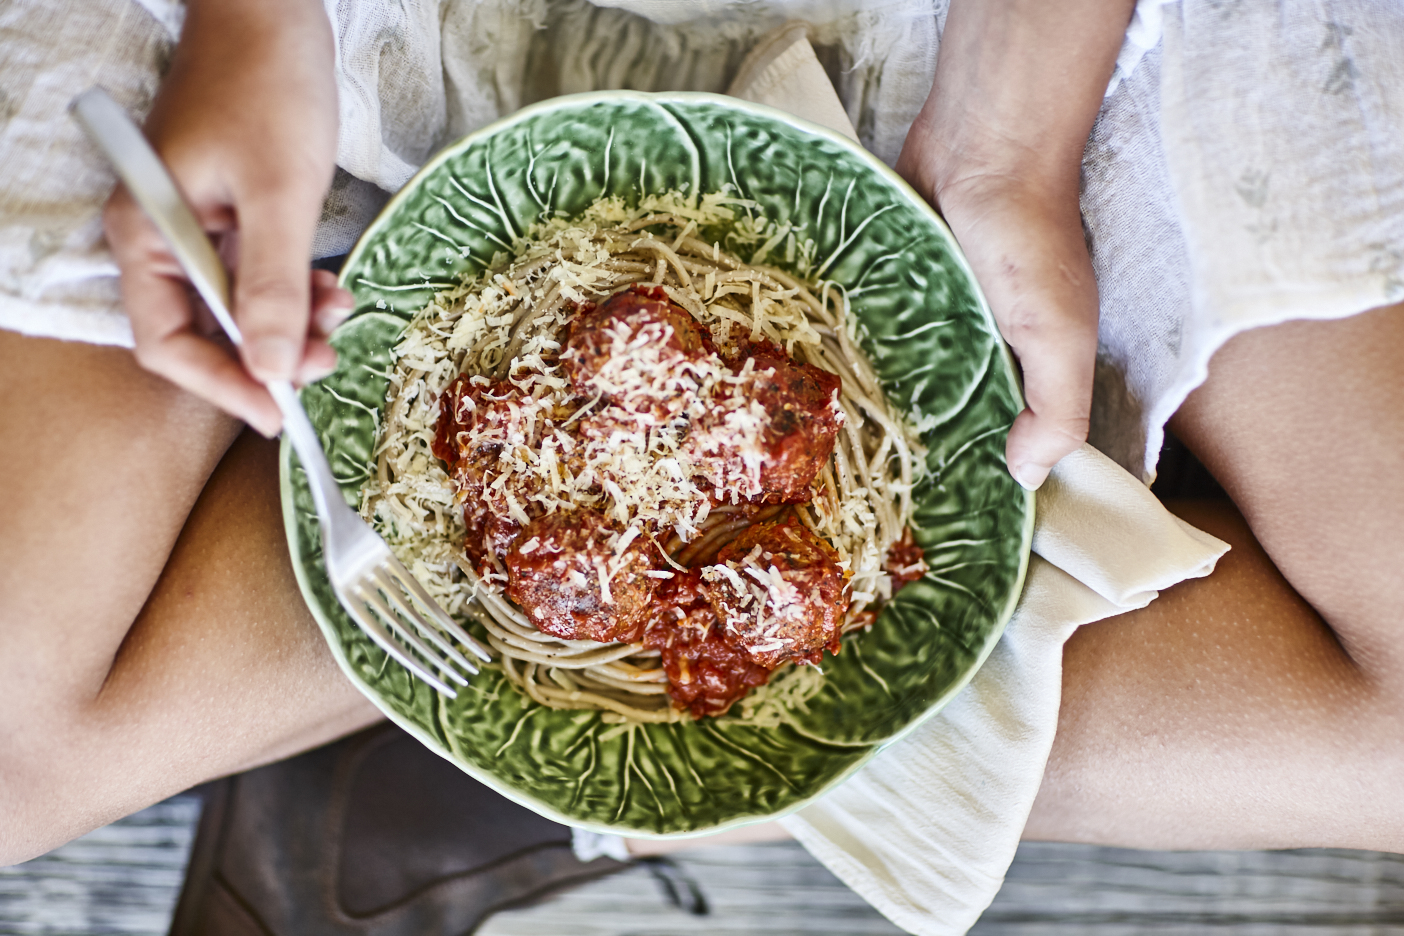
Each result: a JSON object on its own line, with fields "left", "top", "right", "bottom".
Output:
{"left": 317, "top": 301, "right": 353, "bottom": 334}
{"left": 246, "top": 336, "right": 299, "bottom": 380}
{"left": 1010, "top": 463, "right": 1043, "bottom": 491}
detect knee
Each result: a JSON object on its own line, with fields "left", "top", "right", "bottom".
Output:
{"left": 0, "top": 694, "right": 135, "bottom": 866}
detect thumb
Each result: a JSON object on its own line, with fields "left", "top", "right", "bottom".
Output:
{"left": 1002, "top": 302, "right": 1095, "bottom": 490}
{"left": 943, "top": 193, "right": 1099, "bottom": 491}
{"left": 231, "top": 187, "right": 320, "bottom": 384}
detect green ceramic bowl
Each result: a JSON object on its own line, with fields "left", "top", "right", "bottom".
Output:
{"left": 281, "top": 91, "right": 1032, "bottom": 837}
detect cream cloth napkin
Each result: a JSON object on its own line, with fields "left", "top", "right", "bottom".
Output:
{"left": 699, "top": 38, "right": 1228, "bottom": 936}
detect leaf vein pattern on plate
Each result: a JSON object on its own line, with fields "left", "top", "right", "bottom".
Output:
{"left": 355, "top": 277, "right": 456, "bottom": 293}
{"left": 700, "top": 724, "right": 797, "bottom": 791}
{"left": 848, "top": 640, "right": 893, "bottom": 697}
{"left": 434, "top": 192, "right": 512, "bottom": 252}
{"left": 815, "top": 201, "right": 898, "bottom": 279}
{"left": 931, "top": 422, "right": 1006, "bottom": 483}
{"left": 482, "top": 150, "right": 523, "bottom": 240}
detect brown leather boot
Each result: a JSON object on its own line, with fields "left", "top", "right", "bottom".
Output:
{"left": 168, "top": 722, "right": 629, "bottom": 935}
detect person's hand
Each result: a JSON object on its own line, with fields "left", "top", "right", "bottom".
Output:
{"left": 896, "top": 0, "right": 1133, "bottom": 490}
{"left": 103, "top": 0, "right": 350, "bottom": 436}
{"left": 898, "top": 141, "right": 1099, "bottom": 491}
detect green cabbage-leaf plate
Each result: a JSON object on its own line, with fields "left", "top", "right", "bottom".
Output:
{"left": 280, "top": 92, "right": 1032, "bottom": 837}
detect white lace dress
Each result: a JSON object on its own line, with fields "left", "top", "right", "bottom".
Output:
{"left": 2, "top": 0, "right": 1401, "bottom": 479}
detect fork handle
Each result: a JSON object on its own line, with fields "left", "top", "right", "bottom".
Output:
{"left": 268, "top": 382, "right": 361, "bottom": 523}
{"left": 72, "top": 88, "right": 357, "bottom": 523}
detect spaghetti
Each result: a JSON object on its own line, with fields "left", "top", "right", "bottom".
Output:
{"left": 361, "top": 192, "right": 926, "bottom": 723}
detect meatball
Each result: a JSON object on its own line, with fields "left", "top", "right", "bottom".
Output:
{"left": 432, "top": 372, "right": 489, "bottom": 467}
{"left": 563, "top": 284, "right": 713, "bottom": 399}
{"left": 504, "top": 509, "right": 659, "bottom": 644}
{"left": 741, "top": 343, "right": 844, "bottom": 502}
{"left": 434, "top": 374, "right": 563, "bottom": 566}
{"left": 687, "top": 341, "right": 843, "bottom": 503}
{"left": 700, "top": 514, "right": 849, "bottom": 669}
{"left": 645, "top": 570, "right": 772, "bottom": 718}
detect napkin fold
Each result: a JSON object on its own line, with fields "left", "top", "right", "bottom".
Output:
{"left": 725, "top": 21, "right": 860, "bottom": 143}
{"left": 722, "top": 37, "right": 1228, "bottom": 935}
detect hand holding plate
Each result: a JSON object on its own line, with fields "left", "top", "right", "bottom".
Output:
{"left": 896, "top": 0, "right": 1135, "bottom": 489}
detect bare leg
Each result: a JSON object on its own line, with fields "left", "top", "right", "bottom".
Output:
{"left": 0, "top": 332, "right": 379, "bottom": 865}
{"left": 1027, "top": 303, "right": 1404, "bottom": 851}
{"left": 6, "top": 305, "right": 1398, "bottom": 862}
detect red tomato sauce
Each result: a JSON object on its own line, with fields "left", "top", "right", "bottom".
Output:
{"left": 645, "top": 570, "right": 774, "bottom": 718}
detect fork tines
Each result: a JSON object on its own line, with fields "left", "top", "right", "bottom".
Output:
{"left": 349, "top": 556, "right": 492, "bottom": 698}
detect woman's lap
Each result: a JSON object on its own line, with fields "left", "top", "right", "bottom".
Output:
{"left": 6, "top": 302, "right": 1401, "bottom": 860}
{"left": 1171, "top": 303, "right": 1404, "bottom": 677}
{"left": 7, "top": 303, "right": 1399, "bottom": 863}
{"left": 0, "top": 331, "right": 378, "bottom": 865}
{"left": 1028, "top": 302, "right": 1404, "bottom": 851}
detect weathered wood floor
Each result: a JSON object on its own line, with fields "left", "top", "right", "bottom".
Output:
{"left": 481, "top": 844, "right": 1404, "bottom": 936}
{"left": 6, "top": 796, "right": 1404, "bottom": 935}
{"left": 0, "top": 797, "right": 199, "bottom": 936}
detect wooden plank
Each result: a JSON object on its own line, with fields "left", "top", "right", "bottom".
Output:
{"left": 485, "top": 841, "right": 1404, "bottom": 936}
{"left": 7, "top": 796, "right": 1404, "bottom": 935}
{"left": 975, "top": 843, "right": 1404, "bottom": 933}
{"left": 0, "top": 796, "right": 199, "bottom": 936}
{"left": 479, "top": 843, "right": 907, "bottom": 936}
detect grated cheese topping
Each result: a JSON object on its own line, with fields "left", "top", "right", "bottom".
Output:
{"left": 701, "top": 548, "right": 810, "bottom": 650}
{"left": 361, "top": 190, "right": 924, "bottom": 636}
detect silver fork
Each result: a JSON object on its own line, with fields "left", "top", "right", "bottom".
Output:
{"left": 72, "top": 87, "right": 490, "bottom": 698}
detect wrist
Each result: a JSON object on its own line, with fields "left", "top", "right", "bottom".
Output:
{"left": 898, "top": 0, "right": 1133, "bottom": 214}
{"left": 173, "top": 0, "right": 335, "bottom": 90}
{"left": 935, "top": 162, "right": 1081, "bottom": 238}
{"left": 899, "top": 120, "right": 1082, "bottom": 250}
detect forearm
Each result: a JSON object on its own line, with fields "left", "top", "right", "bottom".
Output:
{"left": 178, "top": 0, "right": 333, "bottom": 58}
{"left": 154, "top": 0, "right": 336, "bottom": 184}
{"left": 896, "top": 0, "right": 1133, "bottom": 489}
{"left": 908, "top": 0, "right": 1135, "bottom": 203}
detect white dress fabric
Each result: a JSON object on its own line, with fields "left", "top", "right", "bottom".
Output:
{"left": 1078, "top": 0, "right": 1404, "bottom": 478}
{"left": 0, "top": 0, "right": 166, "bottom": 346}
